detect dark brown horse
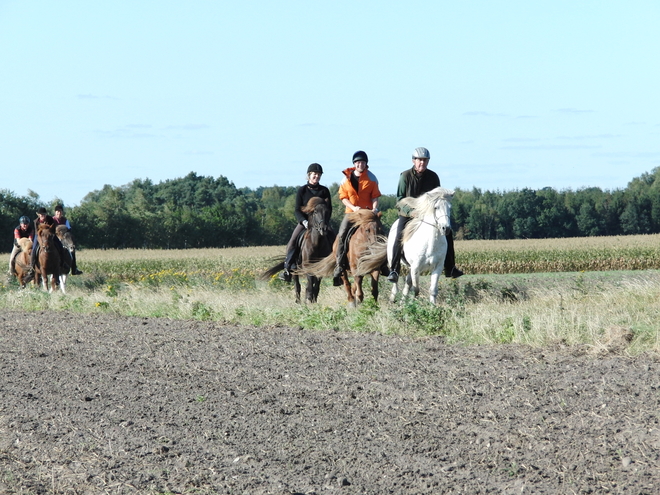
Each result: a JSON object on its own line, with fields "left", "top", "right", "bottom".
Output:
{"left": 262, "top": 197, "right": 334, "bottom": 303}
{"left": 36, "top": 224, "right": 68, "bottom": 293}
{"left": 299, "top": 209, "right": 385, "bottom": 306}
{"left": 13, "top": 237, "right": 34, "bottom": 288}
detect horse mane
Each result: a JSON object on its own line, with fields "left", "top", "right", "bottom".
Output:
{"left": 399, "top": 187, "right": 454, "bottom": 243}
{"left": 55, "top": 225, "right": 68, "bottom": 236}
{"left": 301, "top": 196, "right": 326, "bottom": 214}
{"left": 38, "top": 223, "right": 53, "bottom": 234}
{"left": 17, "top": 237, "right": 32, "bottom": 253}
{"left": 346, "top": 209, "right": 381, "bottom": 228}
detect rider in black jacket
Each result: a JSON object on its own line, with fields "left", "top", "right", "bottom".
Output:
{"left": 278, "top": 163, "right": 334, "bottom": 282}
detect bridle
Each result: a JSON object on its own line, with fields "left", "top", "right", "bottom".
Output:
{"left": 38, "top": 229, "right": 55, "bottom": 253}
{"left": 310, "top": 205, "right": 328, "bottom": 235}
{"left": 419, "top": 199, "right": 451, "bottom": 234}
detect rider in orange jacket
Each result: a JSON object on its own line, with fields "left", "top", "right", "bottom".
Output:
{"left": 332, "top": 150, "right": 381, "bottom": 285}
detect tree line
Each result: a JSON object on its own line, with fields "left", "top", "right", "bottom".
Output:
{"left": 2, "top": 169, "right": 660, "bottom": 250}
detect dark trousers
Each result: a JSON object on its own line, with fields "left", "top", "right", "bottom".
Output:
{"left": 284, "top": 223, "right": 306, "bottom": 269}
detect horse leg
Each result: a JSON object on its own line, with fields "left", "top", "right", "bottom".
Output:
{"left": 40, "top": 269, "right": 49, "bottom": 292}
{"left": 389, "top": 277, "right": 399, "bottom": 302}
{"left": 294, "top": 276, "right": 302, "bottom": 304}
{"left": 341, "top": 273, "right": 355, "bottom": 305}
{"left": 354, "top": 275, "right": 364, "bottom": 305}
{"left": 405, "top": 265, "right": 420, "bottom": 298}
{"left": 59, "top": 273, "right": 67, "bottom": 294}
{"left": 428, "top": 268, "right": 443, "bottom": 304}
{"left": 306, "top": 275, "right": 318, "bottom": 303}
{"left": 370, "top": 270, "right": 379, "bottom": 302}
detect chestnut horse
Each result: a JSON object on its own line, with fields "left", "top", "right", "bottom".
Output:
{"left": 299, "top": 209, "right": 386, "bottom": 306}
{"left": 262, "top": 197, "right": 334, "bottom": 303}
{"left": 35, "top": 224, "right": 69, "bottom": 293}
{"left": 13, "top": 237, "right": 34, "bottom": 288}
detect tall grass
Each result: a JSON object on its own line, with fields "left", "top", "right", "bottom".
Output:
{"left": 1, "top": 239, "right": 659, "bottom": 354}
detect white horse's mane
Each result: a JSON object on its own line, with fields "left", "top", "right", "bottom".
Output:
{"left": 397, "top": 187, "right": 454, "bottom": 241}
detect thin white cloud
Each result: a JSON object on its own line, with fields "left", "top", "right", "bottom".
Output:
{"left": 95, "top": 128, "right": 159, "bottom": 139}
{"left": 555, "top": 108, "right": 595, "bottom": 114}
{"left": 164, "top": 124, "right": 210, "bottom": 130}
{"left": 463, "top": 111, "right": 508, "bottom": 117}
{"left": 76, "top": 93, "right": 118, "bottom": 100}
{"left": 556, "top": 134, "right": 621, "bottom": 140}
{"left": 184, "top": 150, "right": 214, "bottom": 155}
{"left": 592, "top": 151, "right": 660, "bottom": 158}
{"left": 501, "top": 144, "right": 602, "bottom": 150}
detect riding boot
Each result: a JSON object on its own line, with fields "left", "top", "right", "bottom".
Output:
{"left": 278, "top": 247, "right": 296, "bottom": 282}
{"left": 29, "top": 245, "right": 37, "bottom": 272}
{"left": 333, "top": 240, "right": 345, "bottom": 279}
{"left": 71, "top": 251, "right": 83, "bottom": 275}
{"left": 387, "top": 216, "right": 409, "bottom": 283}
{"left": 444, "top": 231, "right": 463, "bottom": 278}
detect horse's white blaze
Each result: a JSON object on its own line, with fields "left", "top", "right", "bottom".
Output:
{"left": 388, "top": 187, "right": 453, "bottom": 304}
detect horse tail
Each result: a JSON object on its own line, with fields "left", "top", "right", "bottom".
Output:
{"left": 260, "top": 257, "right": 286, "bottom": 280}
{"left": 356, "top": 235, "right": 388, "bottom": 275}
{"left": 294, "top": 252, "right": 334, "bottom": 277}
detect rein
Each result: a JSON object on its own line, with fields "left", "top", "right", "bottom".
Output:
{"left": 418, "top": 205, "right": 450, "bottom": 233}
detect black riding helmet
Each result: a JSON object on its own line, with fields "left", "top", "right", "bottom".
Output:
{"left": 19, "top": 216, "right": 30, "bottom": 225}
{"left": 352, "top": 150, "right": 368, "bottom": 163}
{"left": 307, "top": 163, "right": 323, "bottom": 174}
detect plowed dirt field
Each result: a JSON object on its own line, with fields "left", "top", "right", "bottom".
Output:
{"left": 1, "top": 311, "right": 658, "bottom": 494}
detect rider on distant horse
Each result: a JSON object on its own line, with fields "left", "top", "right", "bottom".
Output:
{"left": 332, "top": 150, "right": 381, "bottom": 286}
{"left": 25, "top": 207, "right": 67, "bottom": 280}
{"left": 387, "top": 147, "right": 463, "bottom": 283}
{"left": 278, "top": 163, "right": 334, "bottom": 282}
{"left": 7, "top": 216, "right": 34, "bottom": 279}
{"left": 53, "top": 205, "right": 83, "bottom": 275}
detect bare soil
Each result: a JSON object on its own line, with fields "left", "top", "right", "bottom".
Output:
{"left": 1, "top": 310, "right": 658, "bottom": 494}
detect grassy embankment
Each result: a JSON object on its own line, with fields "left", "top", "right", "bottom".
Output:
{"left": 2, "top": 234, "right": 659, "bottom": 353}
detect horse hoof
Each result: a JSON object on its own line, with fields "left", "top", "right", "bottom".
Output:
{"left": 332, "top": 277, "right": 343, "bottom": 287}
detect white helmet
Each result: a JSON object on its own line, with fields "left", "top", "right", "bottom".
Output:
{"left": 412, "top": 147, "right": 430, "bottom": 159}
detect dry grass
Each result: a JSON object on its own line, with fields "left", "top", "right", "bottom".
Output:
{"left": 2, "top": 240, "right": 659, "bottom": 354}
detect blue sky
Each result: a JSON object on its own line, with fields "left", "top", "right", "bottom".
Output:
{"left": 1, "top": 1, "right": 659, "bottom": 207}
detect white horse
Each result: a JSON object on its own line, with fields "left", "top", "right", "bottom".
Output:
{"left": 387, "top": 187, "right": 454, "bottom": 304}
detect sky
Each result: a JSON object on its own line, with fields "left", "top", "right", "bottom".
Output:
{"left": 1, "top": 1, "right": 659, "bottom": 207}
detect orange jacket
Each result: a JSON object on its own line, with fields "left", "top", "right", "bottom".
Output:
{"left": 338, "top": 167, "right": 381, "bottom": 213}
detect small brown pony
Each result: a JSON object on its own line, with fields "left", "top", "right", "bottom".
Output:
{"left": 299, "top": 209, "right": 385, "bottom": 306}
{"left": 35, "top": 224, "right": 69, "bottom": 293}
{"left": 262, "top": 197, "right": 334, "bottom": 303}
{"left": 13, "top": 237, "right": 34, "bottom": 288}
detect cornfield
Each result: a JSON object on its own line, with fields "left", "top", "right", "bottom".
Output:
{"left": 456, "top": 234, "right": 660, "bottom": 274}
